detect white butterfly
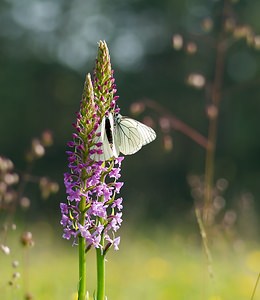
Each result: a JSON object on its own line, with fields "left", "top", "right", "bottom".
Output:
{"left": 91, "top": 112, "right": 156, "bottom": 161}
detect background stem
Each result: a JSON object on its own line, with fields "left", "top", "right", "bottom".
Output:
{"left": 203, "top": 0, "right": 228, "bottom": 221}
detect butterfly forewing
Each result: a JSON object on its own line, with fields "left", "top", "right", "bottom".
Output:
{"left": 115, "top": 117, "right": 142, "bottom": 155}
{"left": 115, "top": 114, "right": 156, "bottom": 155}
{"left": 136, "top": 121, "right": 157, "bottom": 146}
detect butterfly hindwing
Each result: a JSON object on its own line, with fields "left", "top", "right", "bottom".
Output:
{"left": 90, "top": 113, "right": 119, "bottom": 161}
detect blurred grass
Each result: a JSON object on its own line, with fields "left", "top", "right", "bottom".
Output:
{"left": 1, "top": 222, "right": 259, "bottom": 300}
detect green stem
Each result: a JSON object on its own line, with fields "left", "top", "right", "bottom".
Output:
{"left": 96, "top": 235, "right": 105, "bottom": 300}
{"left": 78, "top": 198, "right": 87, "bottom": 300}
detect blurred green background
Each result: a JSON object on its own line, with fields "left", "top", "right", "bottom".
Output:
{"left": 0, "top": 0, "right": 260, "bottom": 298}
{"left": 1, "top": 0, "right": 260, "bottom": 224}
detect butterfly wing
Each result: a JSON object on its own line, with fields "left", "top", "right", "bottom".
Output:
{"left": 115, "top": 115, "right": 156, "bottom": 155}
{"left": 90, "top": 113, "right": 119, "bottom": 161}
{"left": 136, "top": 120, "right": 157, "bottom": 146}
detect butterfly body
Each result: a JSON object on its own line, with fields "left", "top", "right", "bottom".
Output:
{"left": 105, "top": 116, "right": 113, "bottom": 145}
{"left": 91, "top": 112, "right": 156, "bottom": 161}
